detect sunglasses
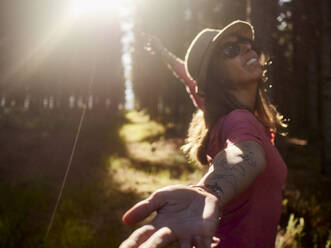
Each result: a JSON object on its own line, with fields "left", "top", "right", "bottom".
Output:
{"left": 217, "top": 37, "right": 260, "bottom": 59}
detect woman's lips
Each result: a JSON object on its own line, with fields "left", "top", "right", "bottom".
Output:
{"left": 245, "top": 57, "right": 258, "bottom": 66}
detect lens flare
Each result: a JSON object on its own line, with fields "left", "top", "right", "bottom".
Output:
{"left": 70, "top": 0, "right": 119, "bottom": 18}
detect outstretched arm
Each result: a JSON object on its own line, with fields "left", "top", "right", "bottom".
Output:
{"left": 120, "top": 140, "right": 266, "bottom": 248}
{"left": 141, "top": 33, "right": 205, "bottom": 110}
{"left": 197, "top": 141, "right": 266, "bottom": 207}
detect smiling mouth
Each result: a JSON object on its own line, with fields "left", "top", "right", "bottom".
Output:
{"left": 246, "top": 57, "right": 258, "bottom": 66}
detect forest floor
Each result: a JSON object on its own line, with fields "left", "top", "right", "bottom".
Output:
{"left": 0, "top": 109, "right": 330, "bottom": 247}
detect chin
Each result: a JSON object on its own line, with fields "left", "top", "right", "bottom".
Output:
{"left": 251, "top": 67, "right": 263, "bottom": 80}
{"left": 242, "top": 71, "right": 262, "bottom": 82}
{"left": 254, "top": 71, "right": 263, "bottom": 80}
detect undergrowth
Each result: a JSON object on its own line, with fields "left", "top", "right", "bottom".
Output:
{"left": 0, "top": 110, "right": 330, "bottom": 247}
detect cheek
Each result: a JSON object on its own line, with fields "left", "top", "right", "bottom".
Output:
{"left": 247, "top": 63, "right": 263, "bottom": 79}
{"left": 222, "top": 59, "right": 245, "bottom": 81}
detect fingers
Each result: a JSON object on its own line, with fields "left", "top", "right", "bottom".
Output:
{"left": 140, "top": 227, "right": 175, "bottom": 248}
{"left": 140, "top": 33, "right": 154, "bottom": 54}
{"left": 122, "top": 192, "right": 166, "bottom": 225}
{"left": 138, "top": 32, "right": 163, "bottom": 54}
{"left": 122, "top": 199, "right": 151, "bottom": 225}
{"left": 119, "top": 225, "right": 156, "bottom": 248}
{"left": 211, "top": 236, "right": 220, "bottom": 248}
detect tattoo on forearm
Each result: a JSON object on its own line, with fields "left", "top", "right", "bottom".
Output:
{"left": 206, "top": 174, "right": 238, "bottom": 198}
{"left": 204, "top": 149, "right": 257, "bottom": 200}
{"left": 213, "top": 156, "right": 227, "bottom": 168}
{"left": 240, "top": 151, "right": 256, "bottom": 168}
{"left": 205, "top": 182, "right": 224, "bottom": 199}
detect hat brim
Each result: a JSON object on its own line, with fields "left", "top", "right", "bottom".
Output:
{"left": 197, "top": 21, "right": 254, "bottom": 95}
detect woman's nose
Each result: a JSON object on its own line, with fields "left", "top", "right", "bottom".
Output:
{"left": 241, "top": 42, "right": 252, "bottom": 54}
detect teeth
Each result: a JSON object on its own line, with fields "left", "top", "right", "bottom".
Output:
{"left": 246, "top": 58, "right": 257, "bottom": 66}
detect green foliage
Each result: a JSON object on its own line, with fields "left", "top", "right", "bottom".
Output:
{"left": 0, "top": 180, "right": 134, "bottom": 247}
{"left": 0, "top": 109, "right": 130, "bottom": 247}
{"left": 0, "top": 109, "right": 329, "bottom": 248}
{"left": 276, "top": 214, "right": 305, "bottom": 248}
{"left": 110, "top": 110, "right": 203, "bottom": 197}
{"left": 0, "top": 182, "right": 49, "bottom": 248}
{"left": 120, "top": 110, "right": 165, "bottom": 142}
{"left": 51, "top": 219, "right": 95, "bottom": 248}
{"left": 280, "top": 188, "right": 331, "bottom": 247}
{"left": 326, "top": 234, "right": 331, "bottom": 248}
{"left": 45, "top": 196, "right": 98, "bottom": 248}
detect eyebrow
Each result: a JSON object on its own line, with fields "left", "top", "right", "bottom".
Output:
{"left": 217, "top": 35, "right": 238, "bottom": 47}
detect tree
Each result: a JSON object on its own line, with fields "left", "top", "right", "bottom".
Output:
{"left": 320, "top": 0, "right": 331, "bottom": 177}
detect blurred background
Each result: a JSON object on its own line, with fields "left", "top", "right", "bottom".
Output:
{"left": 0, "top": 0, "right": 330, "bottom": 247}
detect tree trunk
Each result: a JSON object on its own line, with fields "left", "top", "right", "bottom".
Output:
{"left": 290, "top": 0, "right": 309, "bottom": 133}
{"left": 320, "top": 0, "right": 331, "bottom": 177}
{"left": 249, "top": 0, "right": 278, "bottom": 53}
{"left": 307, "top": 50, "right": 321, "bottom": 136}
{"left": 249, "top": 0, "right": 278, "bottom": 89}
{"left": 305, "top": 0, "right": 322, "bottom": 139}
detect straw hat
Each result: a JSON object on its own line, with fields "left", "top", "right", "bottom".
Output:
{"left": 184, "top": 20, "right": 255, "bottom": 96}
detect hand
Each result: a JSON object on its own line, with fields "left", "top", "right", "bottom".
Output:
{"left": 140, "top": 32, "right": 164, "bottom": 55}
{"left": 120, "top": 185, "right": 220, "bottom": 248}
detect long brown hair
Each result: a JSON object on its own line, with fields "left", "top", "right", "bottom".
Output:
{"left": 182, "top": 52, "right": 287, "bottom": 166}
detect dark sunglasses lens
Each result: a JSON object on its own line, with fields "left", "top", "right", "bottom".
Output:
{"left": 223, "top": 43, "right": 240, "bottom": 58}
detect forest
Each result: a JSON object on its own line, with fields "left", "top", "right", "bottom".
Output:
{"left": 0, "top": 0, "right": 330, "bottom": 247}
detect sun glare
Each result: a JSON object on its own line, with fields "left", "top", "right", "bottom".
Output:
{"left": 70, "top": 0, "right": 120, "bottom": 18}
{"left": 3, "top": 0, "right": 134, "bottom": 89}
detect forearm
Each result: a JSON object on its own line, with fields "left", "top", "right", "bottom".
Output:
{"left": 160, "top": 47, "right": 184, "bottom": 69}
{"left": 160, "top": 47, "right": 194, "bottom": 84}
{"left": 158, "top": 46, "right": 205, "bottom": 110}
{"left": 197, "top": 141, "right": 266, "bottom": 207}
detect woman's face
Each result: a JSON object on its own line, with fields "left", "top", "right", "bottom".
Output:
{"left": 215, "top": 35, "right": 262, "bottom": 88}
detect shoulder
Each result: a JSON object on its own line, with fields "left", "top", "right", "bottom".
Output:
{"left": 211, "top": 109, "right": 260, "bottom": 136}
{"left": 207, "top": 109, "right": 268, "bottom": 158}
{"left": 224, "top": 109, "right": 258, "bottom": 124}
{"left": 219, "top": 109, "right": 268, "bottom": 147}
{"left": 220, "top": 109, "right": 263, "bottom": 132}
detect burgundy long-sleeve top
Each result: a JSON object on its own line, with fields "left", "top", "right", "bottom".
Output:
{"left": 172, "top": 59, "right": 287, "bottom": 247}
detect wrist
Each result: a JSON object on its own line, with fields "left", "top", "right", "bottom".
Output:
{"left": 160, "top": 47, "right": 169, "bottom": 56}
{"left": 189, "top": 185, "right": 222, "bottom": 205}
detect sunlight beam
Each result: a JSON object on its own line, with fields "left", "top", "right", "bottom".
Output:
{"left": 2, "top": 16, "right": 76, "bottom": 83}
{"left": 69, "top": 0, "right": 119, "bottom": 18}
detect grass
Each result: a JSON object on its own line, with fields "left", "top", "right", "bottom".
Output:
{"left": 113, "top": 110, "right": 204, "bottom": 197}
{"left": 276, "top": 135, "right": 331, "bottom": 247}
{"left": 1, "top": 109, "right": 330, "bottom": 247}
{"left": 276, "top": 213, "right": 305, "bottom": 248}
{"left": 0, "top": 182, "right": 48, "bottom": 248}
{"left": 0, "top": 109, "right": 203, "bottom": 247}
{"left": 108, "top": 155, "right": 202, "bottom": 197}
{"left": 119, "top": 110, "right": 165, "bottom": 143}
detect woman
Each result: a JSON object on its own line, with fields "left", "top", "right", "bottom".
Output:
{"left": 120, "top": 20, "right": 287, "bottom": 248}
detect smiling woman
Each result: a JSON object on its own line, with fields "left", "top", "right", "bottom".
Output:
{"left": 120, "top": 20, "right": 288, "bottom": 248}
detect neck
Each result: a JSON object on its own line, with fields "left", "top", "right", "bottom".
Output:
{"left": 229, "top": 80, "right": 258, "bottom": 111}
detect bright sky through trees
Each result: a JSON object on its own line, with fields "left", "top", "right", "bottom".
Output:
{"left": 68, "top": 0, "right": 135, "bottom": 109}
{"left": 69, "top": 0, "right": 120, "bottom": 17}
